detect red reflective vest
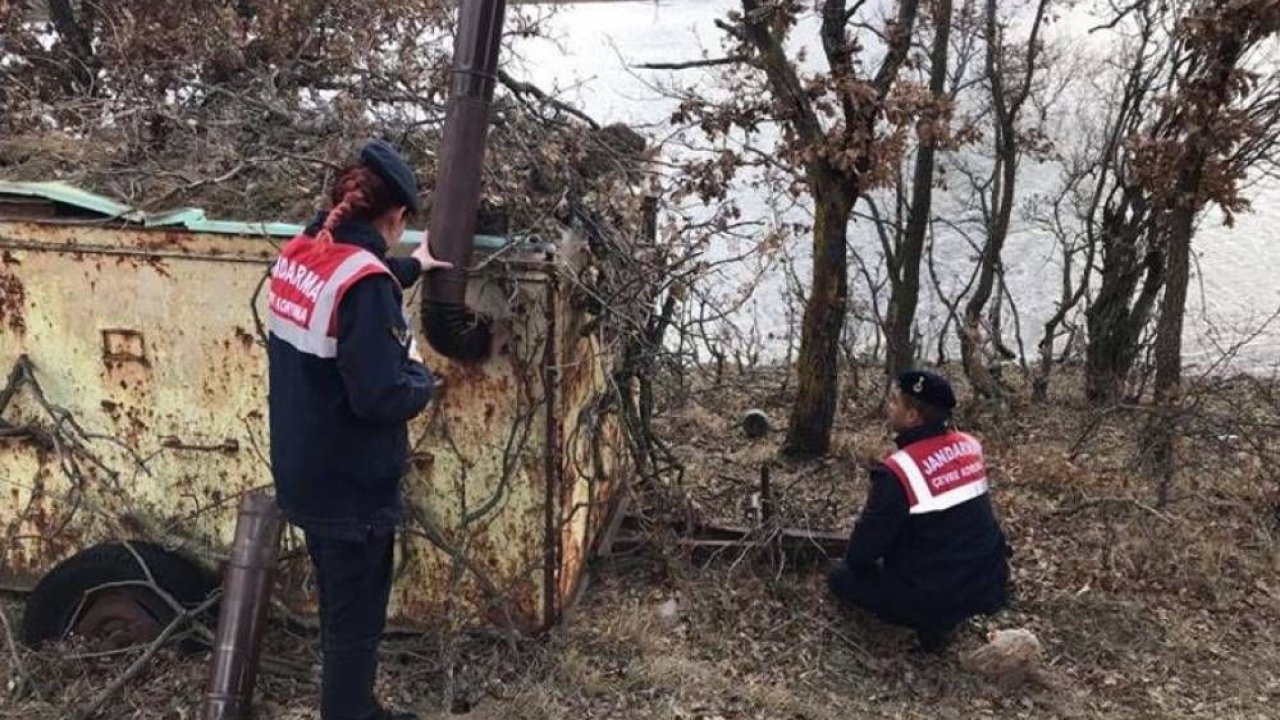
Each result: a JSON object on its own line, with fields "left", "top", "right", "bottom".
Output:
{"left": 267, "top": 235, "right": 391, "bottom": 359}
{"left": 882, "top": 431, "right": 990, "bottom": 515}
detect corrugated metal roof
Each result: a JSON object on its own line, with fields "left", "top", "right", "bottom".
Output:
{"left": 0, "top": 180, "right": 514, "bottom": 250}
{"left": 0, "top": 180, "right": 139, "bottom": 220}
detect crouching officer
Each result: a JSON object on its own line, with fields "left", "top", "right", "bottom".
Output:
{"left": 829, "top": 370, "right": 1010, "bottom": 652}
{"left": 267, "top": 139, "right": 450, "bottom": 720}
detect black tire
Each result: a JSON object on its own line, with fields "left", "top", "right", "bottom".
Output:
{"left": 20, "top": 541, "right": 219, "bottom": 648}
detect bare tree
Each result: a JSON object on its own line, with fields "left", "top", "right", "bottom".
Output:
{"left": 651, "top": 0, "right": 925, "bottom": 457}
{"left": 1081, "top": 0, "right": 1185, "bottom": 405}
{"left": 1026, "top": 164, "right": 1096, "bottom": 401}
{"left": 955, "top": 0, "right": 1053, "bottom": 399}
{"left": 883, "top": 0, "right": 957, "bottom": 380}
{"left": 1136, "top": 0, "right": 1280, "bottom": 500}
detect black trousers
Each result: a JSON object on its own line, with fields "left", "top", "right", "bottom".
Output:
{"left": 305, "top": 530, "right": 395, "bottom": 720}
{"left": 827, "top": 561, "right": 958, "bottom": 635}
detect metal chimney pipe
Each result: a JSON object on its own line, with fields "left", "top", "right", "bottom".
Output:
{"left": 200, "top": 492, "right": 284, "bottom": 720}
{"left": 422, "top": 0, "right": 507, "bottom": 362}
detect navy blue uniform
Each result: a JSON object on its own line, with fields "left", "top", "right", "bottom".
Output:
{"left": 268, "top": 215, "right": 433, "bottom": 720}
{"left": 829, "top": 422, "right": 1009, "bottom": 636}
{"left": 269, "top": 215, "right": 433, "bottom": 532}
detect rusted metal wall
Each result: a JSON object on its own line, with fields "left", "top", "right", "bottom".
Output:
{"left": 390, "top": 254, "right": 556, "bottom": 630}
{"left": 552, "top": 239, "right": 630, "bottom": 612}
{"left": 0, "top": 216, "right": 621, "bottom": 630}
{"left": 0, "top": 222, "right": 278, "bottom": 589}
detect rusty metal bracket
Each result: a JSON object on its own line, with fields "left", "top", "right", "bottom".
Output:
{"left": 101, "top": 329, "right": 148, "bottom": 365}
{"left": 159, "top": 436, "right": 240, "bottom": 454}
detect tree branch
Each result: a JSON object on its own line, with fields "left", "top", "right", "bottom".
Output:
{"left": 739, "top": 0, "right": 825, "bottom": 149}
{"left": 872, "top": 0, "right": 924, "bottom": 99}
{"left": 635, "top": 56, "right": 747, "bottom": 71}
{"left": 1087, "top": 0, "right": 1147, "bottom": 34}
{"left": 496, "top": 69, "right": 600, "bottom": 130}
{"left": 822, "top": 0, "right": 873, "bottom": 130}
{"left": 1011, "top": 0, "right": 1052, "bottom": 113}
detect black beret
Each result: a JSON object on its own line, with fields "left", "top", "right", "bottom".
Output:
{"left": 896, "top": 370, "right": 956, "bottom": 410}
{"left": 360, "top": 139, "right": 420, "bottom": 214}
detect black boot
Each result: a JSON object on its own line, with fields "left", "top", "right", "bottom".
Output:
{"left": 912, "top": 625, "right": 954, "bottom": 654}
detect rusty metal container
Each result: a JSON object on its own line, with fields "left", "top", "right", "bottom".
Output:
{"left": 0, "top": 181, "right": 627, "bottom": 633}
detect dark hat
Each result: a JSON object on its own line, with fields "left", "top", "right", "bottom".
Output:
{"left": 360, "top": 139, "right": 420, "bottom": 214}
{"left": 896, "top": 370, "right": 956, "bottom": 410}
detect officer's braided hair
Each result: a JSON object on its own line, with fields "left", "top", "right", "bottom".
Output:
{"left": 315, "top": 165, "right": 400, "bottom": 247}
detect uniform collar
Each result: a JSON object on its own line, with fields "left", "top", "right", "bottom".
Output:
{"left": 894, "top": 420, "right": 950, "bottom": 449}
{"left": 304, "top": 212, "right": 389, "bottom": 257}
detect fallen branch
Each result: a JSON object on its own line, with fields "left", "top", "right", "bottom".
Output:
{"left": 257, "top": 654, "right": 314, "bottom": 681}
{"left": 64, "top": 576, "right": 215, "bottom": 644}
{"left": 72, "top": 591, "right": 221, "bottom": 720}
{"left": 1067, "top": 403, "right": 1159, "bottom": 461}
{"left": 0, "top": 605, "right": 43, "bottom": 702}
{"left": 1054, "top": 496, "right": 1173, "bottom": 523}
{"left": 141, "top": 159, "right": 258, "bottom": 210}
{"left": 607, "top": 516, "right": 846, "bottom": 564}
{"left": 65, "top": 640, "right": 311, "bottom": 682}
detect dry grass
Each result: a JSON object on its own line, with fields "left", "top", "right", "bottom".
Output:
{"left": 3, "top": 367, "right": 1279, "bottom": 719}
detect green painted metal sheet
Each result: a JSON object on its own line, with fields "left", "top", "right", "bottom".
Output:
{"left": 0, "top": 181, "right": 518, "bottom": 249}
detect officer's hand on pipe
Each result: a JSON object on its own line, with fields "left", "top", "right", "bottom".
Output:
{"left": 412, "top": 232, "right": 454, "bottom": 273}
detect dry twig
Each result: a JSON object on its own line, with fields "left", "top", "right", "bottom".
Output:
{"left": 0, "top": 605, "right": 43, "bottom": 703}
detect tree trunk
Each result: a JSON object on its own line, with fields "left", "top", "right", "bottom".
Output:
{"left": 1033, "top": 242, "right": 1077, "bottom": 402}
{"left": 960, "top": 145, "right": 1015, "bottom": 399}
{"left": 961, "top": 0, "right": 1030, "bottom": 400}
{"left": 784, "top": 191, "right": 853, "bottom": 457}
{"left": 1083, "top": 185, "right": 1161, "bottom": 404}
{"left": 1145, "top": 26, "right": 1248, "bottom": 505}
{"left": 1085, "top": 251, "right": 1164, "bottom": 404}
{"left": 885, "top": 0, "right": 951, "bottom": 381}
{"left": 1148, "top": 204, "right": 1193, "bottom": 502}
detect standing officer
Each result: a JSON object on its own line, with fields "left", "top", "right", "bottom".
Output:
{"left": 829, "top": 370, "right": 1010, "bottom": 652}
{"left": 267, "top": 139, "right": 450, "bottom": 720}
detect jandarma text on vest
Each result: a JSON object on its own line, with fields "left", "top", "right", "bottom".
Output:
{"left": 919, "top": 437, "right": 982, "bottom": 476}
{"left": 272, "top": 256, "right": 325, "bottom": 303}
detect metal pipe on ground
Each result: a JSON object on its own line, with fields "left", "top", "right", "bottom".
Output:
{"left": 200, "top": 492, "right": 284, "bottom": 720}
{"left": 422, "top": 0, "right": 508, "bottom": 362}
